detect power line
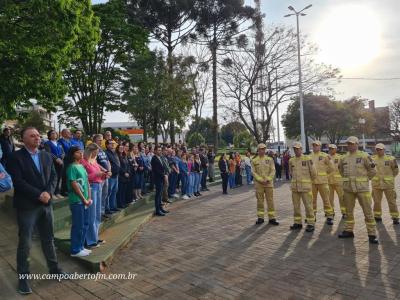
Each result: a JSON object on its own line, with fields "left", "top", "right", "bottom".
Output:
{"left": 337, "top": 77, "right": 400, "bottom": 81}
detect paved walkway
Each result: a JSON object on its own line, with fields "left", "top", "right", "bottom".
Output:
{"left": 2, "top": 180, "right": 400, "bottom": 299}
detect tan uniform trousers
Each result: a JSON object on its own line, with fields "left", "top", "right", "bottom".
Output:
{"left": 372, "top": 188, "right": 399, "bottom": 219}
{"left": 256, "top": 184, "right": 275, "bottom": 219}
{"left": 344, "top": 191, "right": 376, "bottom": 235}
{"left": 329, "top": 184, "right": 346, "bottom": 215}
{"left": 292, "top": 191, "right": 315, "bottom": 225}
{"left": 312, "top": 183, "right": 334, "bottom": 217}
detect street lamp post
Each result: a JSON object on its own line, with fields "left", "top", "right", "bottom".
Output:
{"left": 284, "top": 4, "right": 312, "bottom": 150}
{"left": 359, "top": 118, "right": 366, "bottom": 150}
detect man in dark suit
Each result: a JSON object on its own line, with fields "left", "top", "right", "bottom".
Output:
{"left": 7, "top": 127, "right": 65, "bottom": 295}
{"left": 151, "top": 146, "right": 169, "bottom": 216}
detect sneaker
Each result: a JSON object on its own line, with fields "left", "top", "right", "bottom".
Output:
{"left": 182, "top": 195, "right": 189, "bottom": 200}
{"left": 97, "top": 240, "right": 106, "bottom": 245}
{"left": 83, "top": 248, "right": 92, "bottom": 254}
{"left": 173, "top": 194, "right": 180, "bottom": 198}
{"left": 17, "top": 279, "right": 32, "bottom": 295}
{"left": 71, "top": 250, "right": 90, "bottom": 257}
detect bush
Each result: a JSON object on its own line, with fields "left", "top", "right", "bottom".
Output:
{"left": 188, "top": 132, "right": 205, "bottom": 147}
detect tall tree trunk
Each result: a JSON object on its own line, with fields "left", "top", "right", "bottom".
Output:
{"left": 211, "top": 28, "right": 218, "bottom": 151}
{"left": 167, "top": 29, "right": 176, "bottom": 145}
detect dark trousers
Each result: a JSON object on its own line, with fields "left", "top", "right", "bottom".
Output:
{"left": 221, "top": 172, "right": 228, "bottom": 194}
{"left": 154, "top": 178, "right": 164, "bottom": 213}
{"left": 117, "top": 180, "right": 128, "bottom": 208}
{"left": 54, "top": 162, "right": 63, "bottom": 195}
{"left": 235, "top": 167, "right": 242, "bottom": 186}
{"left": 285, "top": 164, "right": 290, "bottom": 180}
{"left": 60, "top": 159, "right": 68, "bottom": 195}
{"left": 17, "top": 205, "right": 59, "bottom": 274}
{"left": 201, "top": 167, "right": 208, "bottom": 189}
{"left": 275, "top": 164, "right": 282, "bottom": 179}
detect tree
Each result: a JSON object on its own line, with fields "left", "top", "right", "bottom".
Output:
{"left": 0, "top": 0, "right": 92, "bottom": 121}
{"left": 186, "top": 117, "right": 214, "bottom": 145}
{"left": 123, "top": 51, "right": 193, "bottom": 144}
{"left": 16, "top": 111, "right": 50, "bottom": 135}
{"left": 221, "top": 121, "right": 247, "bottom": 144}
{"left": 282, "top": 95, "right": 368, "bottom": 144}
{"left": 128, "top": 0, "right": 197, "bottom": 144}
{"left": 188, "top": 132, "right": 205, "bottom": 147}
{"left": 390, "top": 98, "right": 400, "bottom": 142}
{"left": 61, "top": 0, "right": 148, "bottom": 135}
{"left": 233, "top": 131, "right": 254, "bottom": 148}
{"left": 193, "top": 0, "right": 255, "bottom": 150}
{"left": 220, "top": 26, "right": 339, "bottom": 144}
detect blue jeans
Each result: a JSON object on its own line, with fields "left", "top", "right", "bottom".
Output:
{"left": 245, "top": 165, "right": 253, "bottom": 185}
{"left": 107, "top": 177, "right": 118, "bottom": 211}
{"left": 101, "top": 178, "right": 109, "bottom": 214}
{"left": 201, "top": 167, "right": 208, "bottom": 189}
{"left": 188, "top": 173, "right": 195, "bottom": 196}
{"left": 181, "top": 173, "right": 188, "bottom": 196}
{"left": 141, "top": 171, "right": 147, "bottom": 194}
{"left": 70, "top": 202, "right": 89, "bottom": 254}
{"left": 229, "top": 173, "right": 236, "bottom": 189}
{"left": 194, "top": 172, "right": 201, "bottom": 193}
{"left": 154, "top": 177, "right": 164, "bottom": 213}
{"left": 86, "top": 182, "right": 101, "bottom": 246}
{"left": 168, "top": 172, "right": 177, "bottom": 197}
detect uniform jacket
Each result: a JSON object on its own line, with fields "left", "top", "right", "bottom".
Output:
{"left": 310, "top": 151, "right": 334, "bottom": 185}
{"left": 251, "top": 155, "right": 275, "bottom": 187}
{"left": 289, "top": 155, "right": 317, "bottom": 192}
{"left": 328, "top": 153, "right": 343, "bottom": 185}
{"left": 371, "top": 154, "right": 398, "bottom": 190}
{"left": 338, "top": 150, "right": 376, "bottom": 192}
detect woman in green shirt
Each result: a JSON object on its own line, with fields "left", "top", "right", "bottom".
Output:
{"left": 66, "top": 146, "right": 93, "bottom": 257}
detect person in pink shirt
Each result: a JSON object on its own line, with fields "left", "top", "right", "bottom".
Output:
{"left": 81, "top": 143, "right": 107, "bottom": 249}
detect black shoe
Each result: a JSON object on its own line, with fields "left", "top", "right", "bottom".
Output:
{"left": 97, "top": 239, "right": 106, "bottom": 245}
{"left": 305, "top": 224, "right": 315, "bottom": 232}
{"left": 111, "top": 208, "right": 121, "bottom": 212}
{"left": 86, "top": 243, "right": 99, "bottom": 249}
{"left": 269, "top": 219, "right": 279, "bottom": 226}
{"left": 326, "top": 218, "right": 333, "bottom": 226}
{"left": 255, "top": 218, "right": 264, "bottom": 225}
{"left": 161, "top": 209, "right": 169, "bottom": 213}
{"left": 290, "top": 224, "right": 302, "bottom": 230}
{"left": 368, "top": 235, "right": 379, "bottom": 244}
{"left": 105, "top": 210, "right": 112, "bottom": 215}
{"left": 197, "top": 192, "right": 202, "bottom": 196}
{"left": 17, "top": 278, "right": 32, "bottom": 295}
{"left": 374, "top": 217, "right": 382, "bottom": 223}
{"left": 342, "top": 214, "right": 347, "bottom": 219}
{"left": 393, "top": 218, "right": 399, "bottom": 225}
{"left": 155, "top": 211, "right": 165, "bottom": 216}
{"left": 338, "top": 231, "right": 354, "bottom": 239}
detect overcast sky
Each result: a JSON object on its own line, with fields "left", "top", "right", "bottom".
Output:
{"left": 92, "top": 0, "right": 400, "bottom": 124}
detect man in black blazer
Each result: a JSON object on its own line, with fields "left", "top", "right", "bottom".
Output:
{"left": 7, "top": 127, "right": 65, "bottom": 295}
{"left": 151, "top": 145, "right": 169, "bottom": 216}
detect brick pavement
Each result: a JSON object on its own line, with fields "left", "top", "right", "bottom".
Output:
{"left": 2, "top": 179, "right": 400, "bottom": 299}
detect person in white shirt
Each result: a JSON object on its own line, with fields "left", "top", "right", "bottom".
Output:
{"left": 244, "top": 151, "right": 253, "bottom": 185}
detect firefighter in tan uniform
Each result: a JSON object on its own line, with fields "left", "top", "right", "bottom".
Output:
{"left": 252, "top": 143, "right": 279, "bottom": 225}
{"left": 289, "top": 142, "right": 317, "bottom": 232}
{"left": 338, "top": 136, "right": 378, "bottom": 244}
{"left": 371, "top": 143, "right": 399, "bottom": 224}
{"left": 328, "top": 144, "right": 346, "bottom": 218}
{"left": 310, "top": 140, "right": 335, "bottom": 225}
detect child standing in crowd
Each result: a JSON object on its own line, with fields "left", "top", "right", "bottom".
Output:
{"left": 66, "top": 146, "right": 92, "bottom": 257}
{"left": 81, "top": 143, "right": 106, "bottom": 249}
{"left": 179, "top": 153, "right": 190, "bottom": 199}
{"left": 228, "top": 153, "right": 236, "bottom": 189}
{"left": 187, "top": 154, "right": 195, "bottom": 198}
{"left": 244, "top": 151, "right": 253, "bottom": 185}
{"left": 116, "top": 144, "right": 130, "bottom": 208}
{"left": 193, "top": 153, "right": 202, "bottom": 197}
